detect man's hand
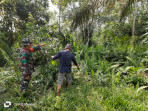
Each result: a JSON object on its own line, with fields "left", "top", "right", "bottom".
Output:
{"left": 26, "top": 76, "right": 31, "bottom": 80}
{"left": 77, "top": 65, "right": 80, "bottom": 70}
{"left": 51, "top": 56, "right": 54, "bottom": 59}
{"left": 40, "top": 43, "right": 45, "bottom": 46}
{"left": 36, "top": 72, "right": 40, "bottom": 75}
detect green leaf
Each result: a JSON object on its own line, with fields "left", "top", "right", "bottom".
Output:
{"left": 126, "top": 56, "right": 138, "bottom": 67}
{"left": 0, "top": 48, "right": 9, "bottom": 62}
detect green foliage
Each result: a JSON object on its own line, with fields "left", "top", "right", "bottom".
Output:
{"left": 1, "top": 0, "right": 148, "bottom": 110}
{"left": 0, "top": 38, "right": 11, "bottom": 66}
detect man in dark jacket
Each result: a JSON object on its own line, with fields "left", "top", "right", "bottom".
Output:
{"left": 51, "top": 44, "right": 79, "bottom": 96}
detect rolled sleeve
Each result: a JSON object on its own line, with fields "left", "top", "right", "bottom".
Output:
{"left": 32, "top": 45, "right": 41, "bottom": 51}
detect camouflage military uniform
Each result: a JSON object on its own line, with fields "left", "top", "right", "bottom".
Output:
{"left": 20, "top": 38, "right": 41, "bottom": 92}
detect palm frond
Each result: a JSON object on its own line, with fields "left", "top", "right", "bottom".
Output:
{"left": 70, "top": 0, "right": 117, "bottom": 30}
{"left": 71, "top": 4, "right": 95, "bottom": 30}
{"left": 71, "top": 0, "right": 137, "bottom": 29}
{"left": 137, "top": 86, "right": 148, "bottom": 93}
{"left": 119, "top": 0, "right": 135, "bottom": 21}
{"left": 0, "top": 48, "right": 10, "bottom": 62}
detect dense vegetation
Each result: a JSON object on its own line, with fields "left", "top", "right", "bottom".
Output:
{"left": 0, "top": 0, "right": 148, "bottom": 110}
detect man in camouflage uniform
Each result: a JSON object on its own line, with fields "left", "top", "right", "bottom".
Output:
{"left": 20, "top": 38, "right": 45, "bottom": 93}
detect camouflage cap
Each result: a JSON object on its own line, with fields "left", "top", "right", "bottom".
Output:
{"left": 22, "top": 38, "right": 33, "bottom": 46}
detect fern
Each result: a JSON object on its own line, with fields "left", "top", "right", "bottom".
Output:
{"left": 0, "top": 48, "right": 10, "bottom": 64}
{"left": 126, "top": 56, "right": 138, "bottom": 67}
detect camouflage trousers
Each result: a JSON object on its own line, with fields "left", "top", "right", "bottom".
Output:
{"left": 20, "top": 73, "right": 32, "bottom": 92}
{"left": 58, "top": 72, "right": 72, "bottom": 85}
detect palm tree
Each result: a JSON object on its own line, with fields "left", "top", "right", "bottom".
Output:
{"left": 70, "top": 0, "right": 141, "bottom": 45}
{"left": 71, "top": 0, "right": 139, "bottom": 29}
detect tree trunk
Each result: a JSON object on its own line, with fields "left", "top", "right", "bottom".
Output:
{"left": 132, "top": 0, "right": 137, "bottom": 37}
{"left": 58, "top": 0, "right": 61, "bottom": 33}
